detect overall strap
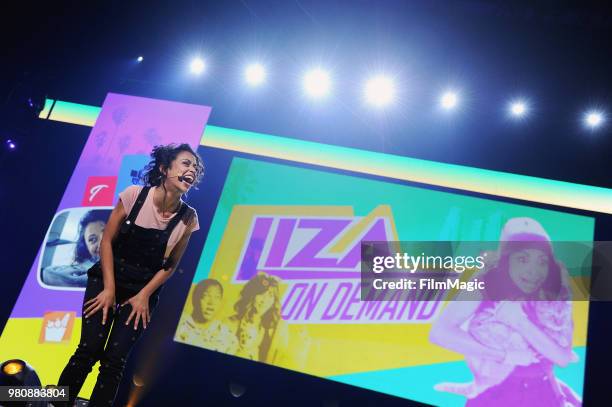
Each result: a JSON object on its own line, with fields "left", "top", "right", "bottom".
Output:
{"left": 128, "top": 186, "right": 150, "bottom": 222}
{"left": 159, "top": 203, "right": 190, "bottom": 271}
{"left": 162, "top": 202, "right": 189, "bottom": 240}
{"left": 121, "top": 186, "right": 150, "bottom": 231}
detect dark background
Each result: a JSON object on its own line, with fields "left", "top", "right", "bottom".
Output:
{"left": 1, "top": 1, "right": 611, "bottom": 405}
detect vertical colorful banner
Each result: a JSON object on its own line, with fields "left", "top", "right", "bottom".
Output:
{"left": 0, "top": 93, "right": 210, "bottom": 395}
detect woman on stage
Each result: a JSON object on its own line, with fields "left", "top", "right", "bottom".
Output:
{"left": 55, "top": 143, "right": 203, "bottom": 406}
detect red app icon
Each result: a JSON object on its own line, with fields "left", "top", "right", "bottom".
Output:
{"left": 82, "top": 176, "right": 117, "bottom": 206}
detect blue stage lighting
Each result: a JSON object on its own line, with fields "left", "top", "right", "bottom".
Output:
{"left": 245, "top": 63, "right": 266, "bottom": 86}
{"left": 364, "top": 75, "right": 395, "bottom": 107}
{"left": 509, "top": 100, "right": 528, "bottom": 118}
{"left": 190, "top": 57, "right": 206, "bottom": 75}
{"left": 584, "top": 110, "right": 605, "bottom": 129}
{"left": 303, "top": 68, "right": 331, "bottom": 98}
{"left": 440, "top": 91, "right": 459, "bottom": 110}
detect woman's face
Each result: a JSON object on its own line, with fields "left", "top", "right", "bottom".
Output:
{"left": 200, "top": 285, "right": 222, "bottom": 321}
{"left": 166, "top": 151, "right": 201, "bottom": 193}
{"left": 508, "top": 248, "right": 549, "bottom": 294}
{"left": 253, "top": 288, "right": 275, "bottom": 315}
{"left": 84, "top": 221, "right": 104, "bottom": 261}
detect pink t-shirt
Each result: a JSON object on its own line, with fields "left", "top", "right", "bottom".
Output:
{"left": 118, "top": 185, "right": 199, "bottom": 258}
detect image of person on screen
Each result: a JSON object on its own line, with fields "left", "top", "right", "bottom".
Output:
{"left": 54, "top": 143, "right": 203, "bottom": 407}
{"left": 175, "top": 278, "right": 238, "bottom": 353}
{"left": 43, "top": 209, "right": 108, "bottom": 288}
{"left": 222, "top": 272, "right": 289, "bottom": 364}
{"left": 429, "top": 217, "right": 581, "bottom": 406}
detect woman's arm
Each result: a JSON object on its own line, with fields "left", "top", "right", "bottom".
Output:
{"left": 267, "top": 320, "right": 290, "bottom": 365}
{"left": 98, "top": 200, "right": 127, "bottom": 291}
{"left": 496, "top": 302, "right": 576, "bottom": 367}
{"left": 429, "top": 300, "right": 506, "bottom": 362}
{"left": 43, "top": 264, "right": 89, "bottom": 287}
{"left": 141, "top": 228, "right": 193, "bottom": 297}
{"left": 515, "top": 318, "right": 575, "bottom": 367}
{"left": 83, "top": 200, "right": 126, "bottom": 325}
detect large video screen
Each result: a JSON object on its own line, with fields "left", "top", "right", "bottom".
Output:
{"left": 2, "top": 94, "right": 609, "bottom": 406}
{"left": 174, "top": 155, "right": 593, "bottom": 406}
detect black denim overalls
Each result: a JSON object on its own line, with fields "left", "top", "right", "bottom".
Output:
{"left": 57, "top": 186, "right": 188, "bottom": 406}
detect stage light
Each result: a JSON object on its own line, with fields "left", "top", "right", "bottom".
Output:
{"left": 1, "top": 359, "right": 42, "bottom": 387}
{"left": 190, "top": 57, "right": 206, "bottom": 75}
{"left": 245, "top": 63, "right": 266, "bottom": 86}
{"left": 584, "top": 110, "right": 605, "bottom": 129}
{"left": 440, "top": 91, "right": 459, "bottom": 110}
{"left": 27, "top": 93, "right": 47, "bottom": 117}
{"left": 1, "top": 359, "right": 47, "bottom": 407}
{"left": 137, "top": 56, "right": 144, "bottom": 63}
{"left": 303, "top": 68, "right": 331, "bottom": 98}
{"left": 230, "top": 381, "right": 247, "bottom": 398}
{"left": 509, "top": 100, "right": 528, "bottom": 118}
{"left": 132, "top": 374, "right": 145, "bottom": 387}
{"left": 364, "top": 75, "right": 395, "bottom": 107}
{"left": 2, "top": 361, "right": 23, "bottom": 375}
{"left": 6, "top": 139, "right": 16, "bottom": 150}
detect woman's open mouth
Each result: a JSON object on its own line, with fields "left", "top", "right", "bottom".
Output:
{"left": 182, "top": 174, "right": 195, "bottom": 184}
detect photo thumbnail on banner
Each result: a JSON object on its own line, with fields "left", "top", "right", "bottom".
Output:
{"left": 39, "top": 207, "right": 112, "bottom": 289}
{"left": 176, "top": 157, "right": 593, "bottom": 406}
{"left": 0, "top": 93, "right": 211, "bottom": 397}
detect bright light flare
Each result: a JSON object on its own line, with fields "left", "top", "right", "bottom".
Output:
{"left": 190, "top": 57, "right": 206, "bottom": 75}
{"left": 364, "top": 75, "right": 395, "bottom": 107}
{"left": 303, "top": 68, "right": 331, "bottom": 98}
{"left": 245, "top": 63, "right": 266, "bottom": 86}
{"left": 440, "top": 91, "right": 459, "bottom": 110}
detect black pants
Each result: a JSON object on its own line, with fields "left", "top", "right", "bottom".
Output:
{"left": 56, "top": 275, "right": 160, "bottom": 407}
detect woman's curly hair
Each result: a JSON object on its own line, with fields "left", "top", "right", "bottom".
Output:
{"left": 233, "top": 272, "right": 282, "bottom": 361}
{"left": 141, "top": 143, "right": 204, "bottom": 188}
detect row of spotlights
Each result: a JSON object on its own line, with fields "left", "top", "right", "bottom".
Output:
{"left": 134, "top": 56, "right": 608, "bottom": 129}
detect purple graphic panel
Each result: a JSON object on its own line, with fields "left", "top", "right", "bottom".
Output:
{"left": 10, "top": 93, "right": 211, "bottom": 318}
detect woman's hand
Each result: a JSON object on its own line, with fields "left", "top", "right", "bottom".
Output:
{"left": 495, "top": 301, "right": 528, "bottom": 330}
{"left": 122, "top": 292, "right": 151, "bottom": 330}
{"left": 84, "top": 288, "right": 116, "bottom": 325}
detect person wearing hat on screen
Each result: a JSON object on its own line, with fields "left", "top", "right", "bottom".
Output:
{"left": 430, "top": 217, "right": 581, "bottom": 406}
